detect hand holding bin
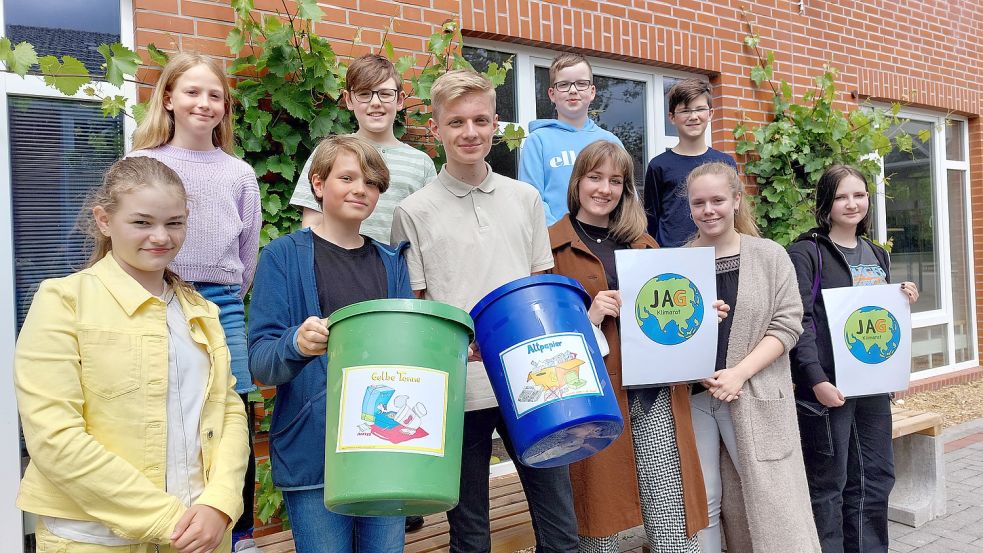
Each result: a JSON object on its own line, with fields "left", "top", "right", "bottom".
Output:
{"left": 470, "top": 275, "right": 624, "bottom": 468}
{"left": 324, "top": 298, "right": 473, "bottom": 516}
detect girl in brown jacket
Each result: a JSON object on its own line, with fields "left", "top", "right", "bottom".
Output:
{"left": 548, "top": 140, "right": 710, "bottom": 553}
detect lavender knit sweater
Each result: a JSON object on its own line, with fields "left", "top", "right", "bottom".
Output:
{"left": 129, "top": 145, "right": 261, "bottom": 296}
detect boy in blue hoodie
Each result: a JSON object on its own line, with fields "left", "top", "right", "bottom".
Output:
{"left": 519, "top": 53, "right": 623, "bottom": 225}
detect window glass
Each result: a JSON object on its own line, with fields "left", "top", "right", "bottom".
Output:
{"left": 534, "top": 67, "right": 648, "bottom": 183}
{"left": 663, "top": 76, "right": 681, "bottom": 137}
{"left": 4, "top": 0, "right": 121, "bottom": 74}
{"left": 947, "top": 169, "right": 975, "bottom": 363}
{"left": 884, "top": 121, "right": 939, "bottom": 313}
{"left": 945, "top": 119, "right": 965, "bottom": 162}
{"left": 911, "top": 324, "right": 949, "bottom": 372}
{"left": 9, "top": 96, "right": 124, "bottom": 330}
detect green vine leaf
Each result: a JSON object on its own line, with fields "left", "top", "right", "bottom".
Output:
{"left": 297, "top": 0, "right": 324, "bottom": 21}
{"left": 6, "top": 41, "right": 38, "bottom": 77}
{"left": 147, "top": 43, "right": 170, "bottom": 66}
{"left": 227, "top": 27, "right": 245, "bottom": 55}
{"left": 100, "top": 95, "right": 128, "bottom": 117}
{"left": 38, "top": 55, "right": 89, "bottom": 95}
{"left": 97, "top": 43, "right": 141, "bottom": 87}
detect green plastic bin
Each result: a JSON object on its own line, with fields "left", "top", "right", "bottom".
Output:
{"left": 324, "top": 298, "right": 473, "bottom": 516}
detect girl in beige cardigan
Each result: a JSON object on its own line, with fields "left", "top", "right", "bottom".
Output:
{"left": 686, "top": 162, "right": 821, "bottom": 553}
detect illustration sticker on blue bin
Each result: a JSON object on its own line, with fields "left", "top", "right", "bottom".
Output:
{"left": 471, "top": 275, "right": 624, "bottom": 468}
{"left": 500, "top": 332, "right": 603, "bottom": 417}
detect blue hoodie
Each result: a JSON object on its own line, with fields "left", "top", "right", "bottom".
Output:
{"left": 519, "top": 119, "right": 623, "bottom": 225}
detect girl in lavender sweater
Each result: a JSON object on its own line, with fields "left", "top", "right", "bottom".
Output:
{"left": 130, "top": 52, "right": 261, "bottom": 551}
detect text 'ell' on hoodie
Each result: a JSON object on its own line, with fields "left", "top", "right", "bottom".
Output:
{"left": 519, "top": 118, "right": 623, "bottom": 226}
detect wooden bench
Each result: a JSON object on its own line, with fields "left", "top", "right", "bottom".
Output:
{"left": 888, "top": 407, "right": 945, "bottom": 527}
{"left": 255, "top": 472, "right": 535, "bottom": 553}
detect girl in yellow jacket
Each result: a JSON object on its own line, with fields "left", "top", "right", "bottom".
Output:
{"left": 14, "top": 157, "right": 250, "bottom": 553}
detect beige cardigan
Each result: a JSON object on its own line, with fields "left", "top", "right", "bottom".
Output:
{"left": 717, "top": 235, "right": 822, "bottom": 552}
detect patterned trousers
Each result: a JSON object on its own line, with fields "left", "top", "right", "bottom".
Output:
{"left": 578, "top": 388, "right": 702, "bottom": 553}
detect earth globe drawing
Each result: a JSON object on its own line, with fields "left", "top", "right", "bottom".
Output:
{"left": 843, "top": 306, "right": 901, "bottom": 364}
{"left": 634, "top": 273, "right": 704, "bottom": 345}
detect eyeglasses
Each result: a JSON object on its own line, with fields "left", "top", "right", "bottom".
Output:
{"left": 352, "top": 88, "right": 400, "bottom": 104}
{"left": 552, "top": 80, "right": 593, "bottom": 93}
{"left": 673, "top": 107, "right": 712, "bottom": 117}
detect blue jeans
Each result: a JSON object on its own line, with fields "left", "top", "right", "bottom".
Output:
{"left": 282, "top": 488, "right": 405, "bottom": 553}
{"left": 447, "top": 407, "right": 579, "bottom": 553}
{"left": 193, "top": 282, "right": 254, "bottom": 393}
{"left": 797, "top": 394, "right": 895, "bottom": 553}
{"left": 690, "top": 391, "right": 741, "bottom": 553}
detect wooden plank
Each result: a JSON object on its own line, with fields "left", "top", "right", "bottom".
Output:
{"left": 892, "top": 411, "right": 942, "bottom": 439}
{"left": 255, "top": 530, "right": 293, "bottom": 547}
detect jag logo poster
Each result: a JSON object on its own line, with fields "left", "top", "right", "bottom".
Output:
{"left": 823, "top": 284, "right": 912, "bottom": 397}
{"left": 616, "top": 248, "right": 717, "bottom": 386}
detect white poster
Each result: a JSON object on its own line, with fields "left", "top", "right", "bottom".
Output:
{"left": 616, "top": 248, "right": 718, "bottom": 386}
{"left": 336, "top": 365, "right": 449, "bottom": 456}
{"left": 498, "top": 332, "right": 603, "bottom": 418}
{"left": 823, "top": 284, "right": 912, "bottom": 397}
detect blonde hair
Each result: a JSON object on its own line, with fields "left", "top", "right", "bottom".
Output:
{"left": 549, "top": 52, "right": 592, "bottom": 84}
{"left": 685, "top": 162, "right": 760, "bottom": 237}
{"left": 430, "top": 69, "right": 496, "bottom": 119}
{"left": 308, "top": 135, "right": 391, "bottom": 201}
{"left": 83, "top": 157, "right": 197, "bottom": 296}
{"left": 567, "top": 141, "right": 646, "bottom": 244}
{"left": 131, "top": 53, "right": 233, "bottom": 153}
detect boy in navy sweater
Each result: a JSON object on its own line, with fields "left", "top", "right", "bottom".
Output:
{"left": 644, "top": 79, "right": 737, "bottom": 247}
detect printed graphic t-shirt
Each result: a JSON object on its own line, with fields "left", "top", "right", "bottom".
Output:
{"left": 837, "top": 240, "right": 888, "bottom": 286}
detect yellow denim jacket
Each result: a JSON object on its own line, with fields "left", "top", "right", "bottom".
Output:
{"left": 15, "top": 253, "right": 249, "bottom": 545}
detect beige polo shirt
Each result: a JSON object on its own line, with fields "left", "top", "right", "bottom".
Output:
{"left": 391, "top": 163, "right": 554, "bottom": 411}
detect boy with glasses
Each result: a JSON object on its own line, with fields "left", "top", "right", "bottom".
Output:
{"left": 290, "top": 54, "right": 437, "bottom": 243}
{"left": 643, "top": 78, "right": 737, "bottom": 247}
{"left": 519, "top": 53, "right": 623, "bottom": 225}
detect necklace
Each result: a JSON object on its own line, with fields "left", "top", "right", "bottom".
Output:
{"left": 574, "top": 218, "right": 610, "bottom": 244}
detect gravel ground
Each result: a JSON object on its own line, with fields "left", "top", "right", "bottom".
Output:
{"left": 896, "top": 378, "right": 983, "bottom": 428}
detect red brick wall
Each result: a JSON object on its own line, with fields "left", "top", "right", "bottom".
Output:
{"left": 132, "top": 0, "right": 983, "bottom": 534}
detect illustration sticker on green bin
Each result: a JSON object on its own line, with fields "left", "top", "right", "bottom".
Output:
{"left": 324, "top": 299, "right": 473, "bottom": 517}
{"left": 336, "top": 365, "right": 449, "bottom": 456}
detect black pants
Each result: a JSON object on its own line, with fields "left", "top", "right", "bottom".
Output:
{"left": 446, "top": 407, "right": 579, "bottom": 553}
{"left": 797, "top": 394, "right": 895, "bottom": 553}
{"left": 233, "top": 393, "right": 256, "bottom": 536}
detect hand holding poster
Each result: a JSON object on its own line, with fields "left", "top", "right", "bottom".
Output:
{"left": 822, "top": 284, "right": 912, "bottom": 397}
{"left": 616, "top": 248, "right": 718, "bottom": 386}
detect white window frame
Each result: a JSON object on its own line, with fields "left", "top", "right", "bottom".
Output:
{"left": 465, "top": 38, "right": 711, "bottom": 163}
{"left": 873, "top": 107, "right": 976, "bottom": 379}
{"left": 0, "top": 2, "right": 135, "bottom": 548}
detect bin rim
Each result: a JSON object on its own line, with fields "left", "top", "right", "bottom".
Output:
{"left": 469, "top": 274, "right": 590, "bottom": 322}
{"left": 327, "top": 298, "right": 475, "bottom": 339}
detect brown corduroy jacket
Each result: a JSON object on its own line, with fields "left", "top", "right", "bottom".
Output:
{"left": 549, "top": 215, "right": 709, "bottom": 538}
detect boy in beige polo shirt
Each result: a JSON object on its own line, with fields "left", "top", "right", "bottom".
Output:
{"left": 391, "top": 70, "right": 578, "bottom": 553}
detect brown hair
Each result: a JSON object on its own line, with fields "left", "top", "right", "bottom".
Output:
{"left": 685, "top": 162, "right": 760, "bottom": 237}
{"left": 549, "top": 52, "right": 592, "bottom": 84}
{"left": 667, "top": 78, "right": 713, "bottom": 113}
{"left": 429, "top": 69, "right": 496, "bottom": 119}
{"left": 308, "top": 135, "right": 391, "bottom": 202}
{"left": 131, "top": 53, "right": 234, "bottom": 153}
{"left": 814, "top": 164, "right": 873, "bottom": 236}
{"left": 567, "top": 141, "right": 646, "bottom": 244}
{"left": 83, "top": 157, "right": 196, "bottom": 295}
{"left": 345, "top": 54, "right": 402, "bottom": 92}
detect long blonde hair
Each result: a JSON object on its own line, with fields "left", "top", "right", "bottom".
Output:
{"left": 566, "top": 140, "right": 647, "bottom": 244}
{"left": 131, "top": 53, "right": 233, "bottom": 153}
{"left": 685, "top": 162, "right": 759, "bottom": 237}
{"left": 83, "top": 157, "right": 196, "bottom": 296}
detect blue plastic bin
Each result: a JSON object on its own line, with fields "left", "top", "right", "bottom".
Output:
{"left": 470, "top": 275, "right": 624, "bottom": 468}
